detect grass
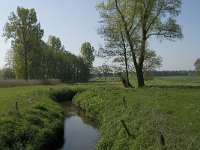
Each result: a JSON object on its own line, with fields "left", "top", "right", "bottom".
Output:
{"left": 0, "top": 85, "right": 62, "bottom": 115}
{"left": 0, "top": 84, "right": 68, "bottom": 149}
{"left": 151, "top": 76, "right": 200, "bottom": 86}
{"left": 73, "top": 76, "right": 200, "bottom": 150}
{"left": 0, "top": 76, "right": 200, "bottom": 149}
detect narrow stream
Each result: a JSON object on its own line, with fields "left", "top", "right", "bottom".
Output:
{"left": 60, "top": 101, "right": 100, "bottom": 150}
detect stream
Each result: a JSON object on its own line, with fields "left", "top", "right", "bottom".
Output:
{"left": 60, "top": 101, "right": 100, "bottom": 150}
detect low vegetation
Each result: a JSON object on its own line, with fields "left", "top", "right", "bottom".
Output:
{"left": 0, "top": 79, "right": 60, "bottom": 88}
{"left": 0, "top": 76, "right": 199, "bottom": 149}
{"left": 73, "top": 77, "right": 200, "bottom": 149}
{"left": 0, "top": 85, "right": 66, "bottom": 149}
{"left": 48, "top": 87, "right": 85, "bottom": 102}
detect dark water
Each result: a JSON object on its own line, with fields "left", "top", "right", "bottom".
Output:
{"left": 60, "top": 101, "right": 99, "bottom": 150}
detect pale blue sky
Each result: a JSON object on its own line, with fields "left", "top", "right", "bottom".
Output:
{"left": 0, "top": 0, "right": 200, "bottom": 70}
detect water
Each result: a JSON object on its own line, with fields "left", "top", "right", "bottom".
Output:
{"left": 60, "top": 101, "right": 99, "bottom": 150}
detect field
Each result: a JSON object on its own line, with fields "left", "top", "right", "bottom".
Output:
{"left": 73, "top": 76, "right": 200, "bottom": 149}
{"left": 0, "top": 76, "right": 200, "bottom": 149}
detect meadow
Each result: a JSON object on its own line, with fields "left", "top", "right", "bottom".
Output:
{"left": 0, "top": 76, "right": 200, "bottom": 149}
{"left": 73, "top": 76, "right": 200, "bottom": 149}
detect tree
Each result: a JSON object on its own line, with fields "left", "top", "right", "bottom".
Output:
{"left": 38, "top": 36, "right": 91, "bottom": 82}
{"left": 3, "top": 7, "right": 44, "bottom": 80}
{"left": 142, "top": 49, "right": 162, "bottom": 80}
{"left": 98, "top": 24, "right": 133, "bottom": 87}
{"left": 75, "top": 56, "right": 90, "bottom": 82}
{"left": 80, "top": 42, "right": 95, "bottom": 69}
{"left": 4, "top": 49, "right": 13, "bottom": 68}
{"left": 100, "top": 64, "right": 113, "bottom": 80}
{"left": 194, "top": 58, "right": 200, "bottom": 75}
{"left": 1, "top": 68, "right": 15, "bottom": 80}
{"left": 97, "top": 0, "right": 183, "bottom": 87}
{"left": 47, "top": 35, "right": 64, "bottom": 51}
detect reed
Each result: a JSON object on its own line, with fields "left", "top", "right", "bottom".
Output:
{"left": 0, "top": 79, "right": 61, "bottom": 87}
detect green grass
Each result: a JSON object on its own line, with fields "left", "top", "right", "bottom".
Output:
{"left": 0, "top": 76, "right": 200, "bottom": 149}
{"left": 0, "top": 84, "right": 68, "bottom": 149}
{"left": 73, "top": 76, "right": 200, "bottom": 150}
{"left": 0, "top": 85, "right": 63, "bottom": 115}
{"left": 152, "top": 76, "right": 200, "bottom": 86}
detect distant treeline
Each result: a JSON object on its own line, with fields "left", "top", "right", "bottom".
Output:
{"left": 153, "top": 70, "right": 195, "bottom": 76}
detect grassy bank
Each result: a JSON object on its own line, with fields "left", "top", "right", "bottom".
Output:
{"left": 0, "top": 85, "right": 67, "bottom": 149}
{"left": 0, "top": 76, "right": 200, "bottom": 149}
{"left": 73, "top": 77, "right": 200, "bottom": 149}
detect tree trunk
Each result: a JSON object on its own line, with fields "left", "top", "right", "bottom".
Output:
{"left": 135, "top": 66, "right": 145, "bottom": 87}
{"left": 24, "top": 49, "right": 28, "bottom": 81}
{"left": 124, "top": 50, "right": 132, "bottom": 88}
{"left": 135, "top": 27, "right": 147, "bottom": 88}
{"left": 121, "top": 31, "right": 132, "bottom": 88}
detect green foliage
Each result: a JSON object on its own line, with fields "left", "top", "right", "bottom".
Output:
{"left": 34, "top": 36, "right": 90, "bottom": 82}
{"left": 143, "top": 49, "right": 162, "bottom": 73}
{"left": 81, "top": 42, "right": 95, "bottom": 68}
{"left": 47, "top": 35, "right": 63, "bottom": 51}
{"left": 97, "top": 0, "right": 183, "bottom": 87}
{"left": 3, "top": 7, "right": 44, "bottom": 80}
{"left": 194, "top": 58, "right": 200, "bottom": 75}
{"left": 0, "top": 68, "right": 15, "bottom": 79}
{"left": 3, "top": 8, "right": 90, "bottom": 82}
{"left": 49, "top": 88, "right": 77, "bottom": 102}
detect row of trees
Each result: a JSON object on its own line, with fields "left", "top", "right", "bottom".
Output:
{"left": 3, "top": 7, "right": 94, "bottom": 82}
{"left": 96, "top": 0, "right": 183, "bottom": 87}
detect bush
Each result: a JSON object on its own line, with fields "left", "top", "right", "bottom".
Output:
{"left": 0, "top": 68, "right": 15, "bottom": 80}
{"left": 49, "top": 88, "right": 77, "bottom": 102}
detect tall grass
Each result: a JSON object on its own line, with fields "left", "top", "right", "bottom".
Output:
{"left": 0, "top": 79, "right": 61, "bottom": 87}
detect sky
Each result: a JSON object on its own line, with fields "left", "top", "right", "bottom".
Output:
{"left": 0, "top": 0, "right": 200, "bottom": 70}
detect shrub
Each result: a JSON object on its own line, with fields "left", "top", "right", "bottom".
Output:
{"left": 49, "top": 88, "right": 77, "bottom": 102}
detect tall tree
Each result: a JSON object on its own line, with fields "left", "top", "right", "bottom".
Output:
{"left": 80, "top": 42, "right": 95, "bottom": 69}
{"left": 46, "top": 35, "right": 67, "bottom": 79}
{"left": 97, "top": 0, "right": 183, "bottom": 87}
{"left": 40, "top": 36, "right": 90, "bottom": 82}
{"left": 3, "top": 7, "right": 44, "bottom": 80}
{"left": 194, "top": 58, "right": 200, "bottom": 75}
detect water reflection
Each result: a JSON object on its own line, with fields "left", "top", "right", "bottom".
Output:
{"left": 60, "top": 101, "right": 99, "bottom": 150}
